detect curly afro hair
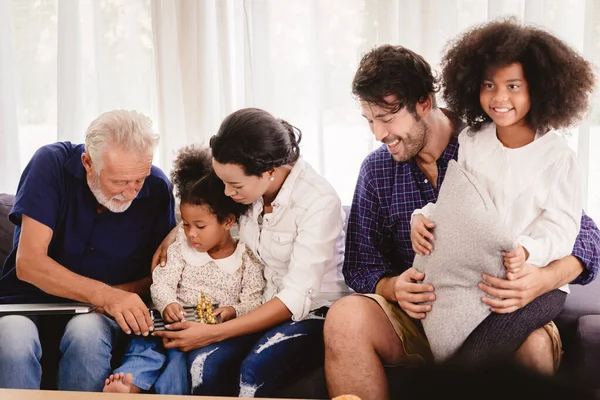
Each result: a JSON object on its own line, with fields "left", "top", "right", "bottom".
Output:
{"left": 170, "top": 144, "right": 248, "bottom": 222}
{"left": 441, "top": 17, "right": 596, "bottom": 131}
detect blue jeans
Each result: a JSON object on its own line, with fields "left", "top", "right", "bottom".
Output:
{"left": 114, "top": 335, "right": 188, "bottom": 394}
{"left": 0, "top": 313, "right": 124, "bottom": 391}
{"left": 188, "top": 333, "right": 262, "bottom": 396}
{"left": 188, "top": 307, "right": 327, "bottom": 397}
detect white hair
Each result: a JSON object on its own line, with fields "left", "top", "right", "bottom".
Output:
{"left": 84, "top": 110, "right": 159, "bottom": 171}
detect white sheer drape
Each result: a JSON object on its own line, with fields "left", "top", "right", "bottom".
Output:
{"left": 57, "top": 0, "right": 99, "bottom": 141}
{"left": 1, "top": 0, "right": 155, "bottom": 195}
{"left": 151, "top": 0, "right": 247, "bottom": 169}
{"left": 0, "top": 0, "right": 21, "bottom": 193}
{"left": 56, "top": 0, "right": 156, "bottom": 142}
{"left": 161, "top": 0, "right": 594, "bottom": 208}
{"left": 2, "top": 0, "right": 599, "bottom": 218}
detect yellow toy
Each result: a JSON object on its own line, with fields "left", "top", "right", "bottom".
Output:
{"left": 195, "top": 292, "right": 217, "bottom": 324}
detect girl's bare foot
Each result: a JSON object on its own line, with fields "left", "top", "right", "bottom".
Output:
{"left": 103, "top": 372, "right": 139, "bottom": 393}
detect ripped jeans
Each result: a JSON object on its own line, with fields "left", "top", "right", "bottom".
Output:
{"left": 188, "top": 307, "right": 327, "bottom": 397}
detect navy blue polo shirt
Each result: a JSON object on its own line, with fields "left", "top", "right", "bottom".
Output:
{"left": 0, "top": 142, "right": 176, "bottom": 303}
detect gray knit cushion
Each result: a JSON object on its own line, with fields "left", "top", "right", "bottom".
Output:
{"left": 413, "top": 160, "right": 517, "bottom": 362}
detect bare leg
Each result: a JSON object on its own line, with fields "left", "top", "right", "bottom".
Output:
{"left": 324, "top": 296, "right": 407, "bottom": 400}
{"left": 103, "top": 372, "right": 141, "bottom": 393}
{"left": 514, "top": 326, "right": 555, "bottom": 375}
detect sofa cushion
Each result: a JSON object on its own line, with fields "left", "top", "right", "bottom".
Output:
{"left": 556, "top": 276, "right": 600, "bottom": 328}
{"left": 412, "top": 160, "right": 517, "bottom": 362}
{"left": 0, "top": 193, "right": 15, "bottom": 267}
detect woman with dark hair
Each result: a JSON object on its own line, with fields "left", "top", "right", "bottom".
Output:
{"left": 152, "top": 108, "right": 350, "bottom": 397}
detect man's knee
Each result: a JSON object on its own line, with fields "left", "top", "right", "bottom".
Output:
{"left": 0, "top": 315, "right": 41, "bottom": 362}
{"left": 60, "top": 313, "right": 116, "bottom": 355}
{"left": 515, "top": 326, "right": 557, "bottom": 375}
{"left": 520, "top": 327, "right": 553, "bottom": 354}
{"left": 325, "top": 295, "right": 378, "bottom": 345}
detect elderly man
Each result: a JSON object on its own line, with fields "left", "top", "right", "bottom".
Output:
{"left": 0, "top": 110, "right": 176, "bottom": 391}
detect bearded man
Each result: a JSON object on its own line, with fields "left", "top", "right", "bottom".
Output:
{"left": 0, "top": 110, "right": 175, "bottom": 391}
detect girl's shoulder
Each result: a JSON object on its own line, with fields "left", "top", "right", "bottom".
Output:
{"left": 165, "top": 227, "right": 186, "bottom": 252}
{"left": 172, "top": 227, "right": 190, "bottom": 248}
{"left": 538, "top": 129, "right": 579, "bottom": 165}
{"left": 458, "top": 122, "right": 496, "bottom": 146}
{"left": 239, "top": 241, "right": 263, "bottom": 265}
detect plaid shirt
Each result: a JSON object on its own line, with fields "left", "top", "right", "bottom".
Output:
{"left": 343, "top": 135, "right": 600, "bottom": 294}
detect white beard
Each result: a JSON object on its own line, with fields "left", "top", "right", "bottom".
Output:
{"left": 88, "top": 172, "right": 133, "bottom": 213}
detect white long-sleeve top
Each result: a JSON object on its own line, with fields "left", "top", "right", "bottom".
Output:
{"left": 238, "top": 157, "right": 352, "bottom": 321}
{"left": 150, "top": 228, "right": 265, "bottom": 317}
{"left": 415, "top": 123, "right": 582, "bottom": 293}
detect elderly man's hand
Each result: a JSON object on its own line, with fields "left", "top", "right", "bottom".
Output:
{"left": 101, "top": 287, "right": 154, "bottom": 335}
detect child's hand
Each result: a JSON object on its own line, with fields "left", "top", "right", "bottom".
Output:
{"left": 503, "top": 244, "right": 529, "bottom": 277}
{"left": 163, "top": 302, "right": 186, "bottom": 323}
{"left": 410, "top": 214, "right": 435, "bottom": 255}
{"left": 213, "top": 306, "right": 236, "bottom": 322}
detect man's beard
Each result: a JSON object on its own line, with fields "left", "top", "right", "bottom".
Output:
{"left": 88, "top": 171, "right": 133, "bottom": 213}
{"left": 390, "top": 120, "right": 429, "bottom": 163}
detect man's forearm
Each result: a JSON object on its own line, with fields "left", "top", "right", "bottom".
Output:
{"left": 16, "top": 253, "right": 110, "bottom": 306}
{"left": 375, "top": 276, "right": 397, "bottom": 303}
{"left": 113, "top": 276, "right": 152, "bottom": 297}
{"left": 542, "top": 255, "right": 584, "bottom": 292}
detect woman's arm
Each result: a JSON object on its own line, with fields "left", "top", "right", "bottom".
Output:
{"left": 216, "top": 298, "right": 292, "bottom": 339}
{"left": 152, "top": 298, "right": 291, "bottom": 352}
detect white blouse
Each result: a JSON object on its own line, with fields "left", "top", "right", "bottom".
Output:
{"left": 238, "top": 157, "right": 352, "bottom": 321}
{"left": 418, "top": 123, "right": 582, "bottom": 293}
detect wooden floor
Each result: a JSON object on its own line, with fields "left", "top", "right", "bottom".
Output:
{"left": 0, "top": 389, "right": 303, "bottom": 400}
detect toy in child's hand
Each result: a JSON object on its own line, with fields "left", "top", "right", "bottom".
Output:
{"left": 150, "top": 292, "right": 220, "bottom": 331}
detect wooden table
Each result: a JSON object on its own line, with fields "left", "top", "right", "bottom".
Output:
{"left": 0, "top": 389, "right": 302, "bottom": 400}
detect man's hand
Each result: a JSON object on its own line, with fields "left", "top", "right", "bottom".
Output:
{"left": 151, "top": 226, "right": 178, "bottom": 272}
{"left": 163, "top": 302, "right": 186, "bottom": 323}
{"left": 152, "top": 321, "right": 222, "bottom": 352}
{"left": 503, "top": 244, "right": 528, "bottom": 276}
{"left": 214, "top": 306, "right": 236, "bottom": 322}
{"left": 478, "top": 263, "right": 545, "bottom": 314}
{"left": 379, "top": 268, "right": 436, "bottom": 319}
{"left": 410, "top": 214, "right": 435, "bottom": 255}
{"left": 100, "top": 287, "right": 154, "bottom": 335}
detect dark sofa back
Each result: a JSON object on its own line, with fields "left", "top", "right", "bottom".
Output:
{"left": 0, "top": 193, "right": 15, "bottom": 267}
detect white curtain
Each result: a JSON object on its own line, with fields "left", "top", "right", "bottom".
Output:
{"left": 3, "top": 0, "right": 600, "bottom": 219}
{"left": 223, "top": 0, "right": 598, "bottom": 211}
{"left": 151, "top": 0, "right": 246, "bottom": 170}
{"left": 0, "top": 0, "right": 21, "bottom": 193}
{"left": 2, "top": 0, "right": 156, "bottom": 194}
